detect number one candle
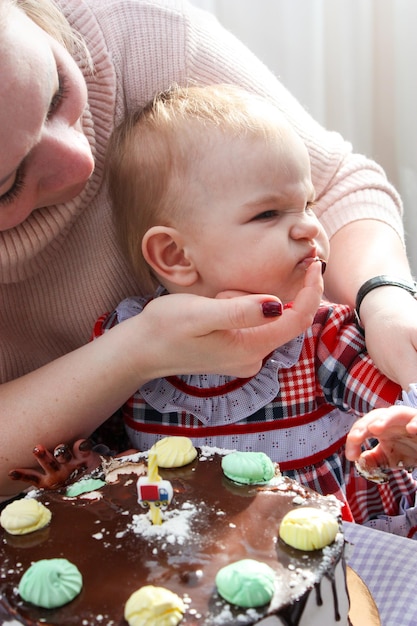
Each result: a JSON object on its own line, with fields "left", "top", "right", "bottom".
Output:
{"left": 147, "top": 452, "right": 160, "bottom": 483}
{"left": 148, "top": 452, "right": 162, "bottom": 525}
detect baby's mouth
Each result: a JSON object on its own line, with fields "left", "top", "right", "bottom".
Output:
{"left": 301, "top": 255, "right": 326, "bottom": 274}
{"left": 315, "top": 256, "right": 327, "bottom": 275}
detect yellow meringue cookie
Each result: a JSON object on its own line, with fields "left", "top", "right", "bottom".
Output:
{"left": 150, "top": 437, "right": 197, "bottom": 468}
{"left": 279, "top": 507, "right": 339, "bottom": 551}
{"left": 0, "top": 498, "right": 52, "bottom": 535}
{"left": 124, "top": 585, "right": 185, "bottom": 626}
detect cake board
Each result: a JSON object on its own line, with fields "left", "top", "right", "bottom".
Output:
{"left": 347, "top": 566, "right": 381, "bottom": 626}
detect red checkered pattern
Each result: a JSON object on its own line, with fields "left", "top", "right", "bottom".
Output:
{"left": 92, "top": 299, "right": 417, "bottom": 528}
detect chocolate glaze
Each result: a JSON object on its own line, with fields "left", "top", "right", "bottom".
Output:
{"left": 0, "top": 450, "right": 347, "bottom": 625}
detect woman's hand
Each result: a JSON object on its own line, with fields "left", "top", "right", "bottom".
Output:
{"left": 1, "top": 261, "right": 322, "bottom": 499}
{"left": 346, "top": 406, "right": 417, "bottom": 470}
{"left": 141, "top": 259, "right": 323, "bottom": 380}
{"left": 9, "top": 440, "right": 103, "bottom": 490}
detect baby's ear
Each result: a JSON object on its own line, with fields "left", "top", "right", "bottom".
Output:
{"left": 142, "top": 226, "right": 198, "bottom": 287}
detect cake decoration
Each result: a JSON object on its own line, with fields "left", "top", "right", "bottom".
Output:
{"left": 65, "top": 476, "right": 106, "bottom": 497}
{"left": 150, "top": 436, "right": 197, "bottom": 468}
{"left": 0, "top": 498, "right": 51, "bottom": 535}
{"left": 18, "top": 558, "right": 82, "bottom": 609}
{"left": 124, "top": 585, "right": 185, "bottom": 626}
{"left": 221, "top": 450, "right": 276, "bottom": 484}
{"left": 137, "top": 451, "right": 173, "bottom": 525}
{"left": 215, "top": 559, "right": 275, "bottom": 608}
{"left": 0, "top": 444, "right": 350, "bottom": 625}
{"left": 103, "top": 457, "right": 147, "bottom": 483}
{"left": 279, "top": 506, "right": 339, "bottom": 550}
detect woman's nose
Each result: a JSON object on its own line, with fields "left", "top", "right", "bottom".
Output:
{"left": 34, "top": 122, "right": 94, "bottom": 197}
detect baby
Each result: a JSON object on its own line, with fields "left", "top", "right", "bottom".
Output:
{"left": 94, "top": 84, "right": 417, "bottom": 536}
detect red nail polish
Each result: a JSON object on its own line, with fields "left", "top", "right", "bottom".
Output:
{"left": 262, "top": 301, "right": 283, "bottom": 317}
{"left": 33, "top": 446, "right": 47, "bottom": 458}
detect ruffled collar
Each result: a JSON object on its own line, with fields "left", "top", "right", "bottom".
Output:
{"left": 116, "top": 291, "right": 304, "bottom": 424}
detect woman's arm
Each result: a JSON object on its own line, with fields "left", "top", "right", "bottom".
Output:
{"left": 180, "top": 3, "right": 417, "bottom": 386}
{"left": 113, "top": 0, "right": 417, "bottom": 382}
{"left": 324, "top": 221, "right": 412, "bottom": 306}
{"left": 325, "top": 221, "right": 417, "bottom": 388}
{"left": 0, "top": 262, "right": 323, "bottom": 498}
{"left": 95, "top": 0, "right": 416, "bottom": 383}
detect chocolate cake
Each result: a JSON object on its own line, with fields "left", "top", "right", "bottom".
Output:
{"left": 0, "top": 445, "right": 350, "bottom": 625}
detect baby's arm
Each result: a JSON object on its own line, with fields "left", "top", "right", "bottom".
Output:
{"left": 346, "top": 405, "right": 417, "bottom": 470}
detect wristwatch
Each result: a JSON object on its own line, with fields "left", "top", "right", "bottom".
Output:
{"left": 355, "top": 275, "right": 417, "bottom": 328}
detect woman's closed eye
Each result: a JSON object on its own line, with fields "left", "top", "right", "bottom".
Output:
{"left": 0, "top": 168, "right": 25, "bottom": 206}
{"left": 46, "top": 70, "right": 69, "bottom": 121}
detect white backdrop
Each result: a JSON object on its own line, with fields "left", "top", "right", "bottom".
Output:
{"left": 191, "top": 0, "right": 417, "bottom": 275}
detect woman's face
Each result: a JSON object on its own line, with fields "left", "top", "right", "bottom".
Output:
{"left": 0, "top": 6, "right": 94, "bottom": 231}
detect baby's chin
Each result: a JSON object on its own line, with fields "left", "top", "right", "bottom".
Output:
{"left": 213, "top": 291, "right": 301, "bottom": 308}
{"left": 214, "top": 289, "right": 256, "bottom": 299}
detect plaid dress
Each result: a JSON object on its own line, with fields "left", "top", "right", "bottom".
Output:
{"left": 93, "top": 292, "right": 417, "bottom": 534}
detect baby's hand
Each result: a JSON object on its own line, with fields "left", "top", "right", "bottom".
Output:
{"left": 8, "top": 439, "right": 102, "bottom": 490}
{"left": 346, "top": 406, "right": 417, "bottom": 472}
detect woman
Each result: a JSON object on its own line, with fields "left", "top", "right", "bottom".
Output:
{"left": 0, "top": 0, "right": 416, "bottom": 499}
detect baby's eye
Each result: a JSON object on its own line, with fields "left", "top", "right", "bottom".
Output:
{"left": 252, "top": 209, "right": 279, "bottom": 221}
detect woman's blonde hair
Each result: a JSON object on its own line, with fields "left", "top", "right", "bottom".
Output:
{"left": 107, "top": 84, "right": 285, "bottom": 294}
{"left": 3, "top": 0, "right": 92, "bottom": 70}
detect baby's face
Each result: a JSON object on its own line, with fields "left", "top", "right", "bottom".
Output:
{"left": 178, "top": 124, "right": 329, "bottom": 303}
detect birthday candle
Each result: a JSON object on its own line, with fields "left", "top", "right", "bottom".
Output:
{"left": 147, "top": 452, "right": 160, "bottom": 482}
{"left": 136, "top": 452, "right": 173, "bottom": 525}
{"left": 147, "top": 452, "right": 162, "bottom": 525}
{"left": 150, "top": 503, "right": 162, "bottom": 525}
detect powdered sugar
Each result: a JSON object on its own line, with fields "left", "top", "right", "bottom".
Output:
{"left": 129, "top": 501, "right": 199, "bottom": 544}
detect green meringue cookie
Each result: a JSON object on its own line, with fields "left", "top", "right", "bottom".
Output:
{"left": 215, "top": 559, "right": 275, "bottom": 608}
{"left": 221, "top": 451, "right": 275, "bottom": 484}
{"left": 19, "top": 558, "right": 82, "bottom": 608}
{"left": 65, "top": 477, "right": 106, "bottom": 497}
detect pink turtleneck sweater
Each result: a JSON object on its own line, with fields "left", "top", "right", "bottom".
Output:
{"left": 0, "top": 0, "right": 403, "bottom": 383}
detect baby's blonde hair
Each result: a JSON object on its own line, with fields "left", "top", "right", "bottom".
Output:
{"left": 107, "top": 84, "right": 289, "bottom": 294}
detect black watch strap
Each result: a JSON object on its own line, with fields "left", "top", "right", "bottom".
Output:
{"left": 355, "top": 275, "right": 417, "bottom": 326}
